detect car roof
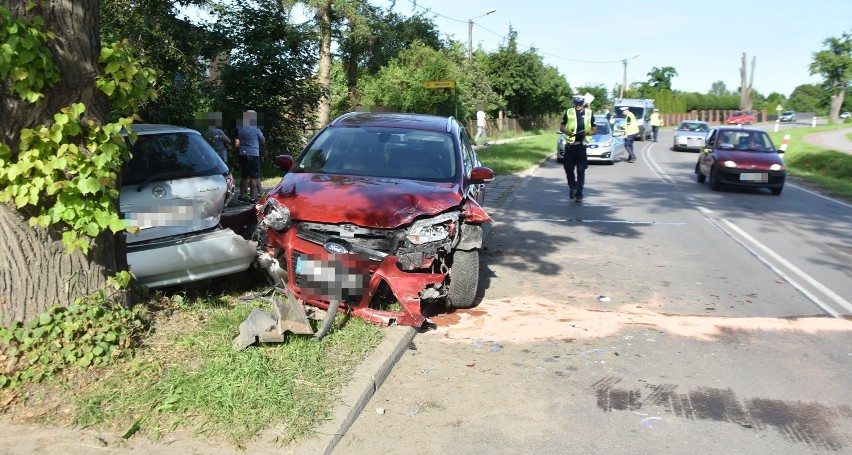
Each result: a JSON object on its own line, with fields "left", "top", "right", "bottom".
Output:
{"left": 128, "top": 124, "right": 200, "bottom": 135}
{"left": 713, "top": 126, "right": 765, "bottom": 134}
{"left": 329, "top": 112, "right": 456, "bottom": 133}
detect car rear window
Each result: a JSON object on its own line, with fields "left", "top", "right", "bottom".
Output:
{"left": 124, "top": 132, "right": 228, "bottom": 185}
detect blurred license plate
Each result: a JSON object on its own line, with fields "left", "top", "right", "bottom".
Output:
{"left": 740, "top": 173, "right": 768, "bottom": 182}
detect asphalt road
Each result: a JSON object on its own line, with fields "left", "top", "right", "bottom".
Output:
{"left": 335, "top": 128, "right": 852, "bottom": 454}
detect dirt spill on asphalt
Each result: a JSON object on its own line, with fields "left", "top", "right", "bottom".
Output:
{"left": 430, "top": 296, "right": 852, "bottom": 343}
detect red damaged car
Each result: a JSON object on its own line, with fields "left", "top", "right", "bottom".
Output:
{"left": 252, "top": 112, "right": 494, "bottom": 330}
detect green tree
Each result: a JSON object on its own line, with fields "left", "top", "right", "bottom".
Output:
{"left": 644, "top": 66, "right": 678, "bottom": 92}
{"left": 101, "top": 0, "right": 220, "bottom": 125}
{"left": 357, "top": 41, "right": 459, "bottom": 116}
{"left": 788, "top": 83, "right": 830, "bottom": 114}
{"left": 709, "top": 80, "right": 730, "bottom": 97}
{"left": 1, "top": 2, "right": 154, "bottom": 323}
{"left": 213, "top": 0, "right": 322, "bottom": 154}
{"left": 810, "top": 31, "right": 852, "bottom": 123}
{"left": 485, "top": 27, "right": 551, "bottom": 117}
{"left": 577, "top": 84, "right": 610, "bottom": 114}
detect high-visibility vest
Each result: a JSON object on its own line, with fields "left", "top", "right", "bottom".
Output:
{"left": 650, "top": 112, "right": 661, "bottom": 126}
{"left": 624, "top": 112, "right": 640, "bottom": 135}
{"left": 566, "top": 108, "right": 593, "bottom": 143}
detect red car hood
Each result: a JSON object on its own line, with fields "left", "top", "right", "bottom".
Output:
{"left": 715, "top": 150, "right": 784, "bottom": 170}
{"left": 268, "top": 173, "right": 464, "bottom": 228}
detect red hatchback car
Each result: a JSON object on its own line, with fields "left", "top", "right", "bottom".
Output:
{"left": 695, "top": 127, "right": 785, "bottom": 195}
{"left": 726, "top": 110, "right": 754, "bottom": 125}
{"left": 252, "top": 112, "right": 494, "bottom": 329}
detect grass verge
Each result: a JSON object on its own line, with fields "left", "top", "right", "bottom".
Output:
{"left": 3, "top": 285, "right": 383, "bottom": 449}
{"left": 768, "top": 124, "right": 852, "bottom": 201}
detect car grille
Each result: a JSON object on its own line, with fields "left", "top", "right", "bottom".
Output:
{"left": 295, "top": 222, "right": 400, "bottom": 257}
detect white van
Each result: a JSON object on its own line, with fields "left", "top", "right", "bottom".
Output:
{"left": 613, "top": 98, "right": 655, "bottom": 141}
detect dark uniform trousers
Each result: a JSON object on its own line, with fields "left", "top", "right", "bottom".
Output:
{"left": 563, "top": 141, "right": 588, "bottom": 197}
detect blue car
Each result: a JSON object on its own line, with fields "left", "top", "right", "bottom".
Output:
{"left": 556, "top": 116, "right": 625, "bottom": 164}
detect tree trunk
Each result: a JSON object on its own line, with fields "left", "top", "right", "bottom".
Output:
{"left": 0, "top": 0, "right": 118, "bottom": 325}
{"left": 831, "top": 87, "right": 845, "bottom": 124}
{"left": 315, "top": 2, "right": 332, "bottom": 127}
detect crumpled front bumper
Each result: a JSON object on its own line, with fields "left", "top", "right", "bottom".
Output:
{"left": 266, "top": 227, "right": 445, "bottom": 328}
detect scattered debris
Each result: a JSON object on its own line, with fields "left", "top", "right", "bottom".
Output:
{"left": 376, "top": 408, "right": 386, "bottom": 415}
{"left": 489, "top": 343, "right": 503, "bottom": 352}
{"left": 640, "top": 417, "right": 662, "bottom": 428}
{"left": 597, "top": 295, "right": 611, "bottom": 302}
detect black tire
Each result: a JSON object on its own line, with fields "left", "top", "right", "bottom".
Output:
{"left": 771, "top": 186, "right": 783, "bottom": 195}
{"left": 709, "top": 166, "right": 722, "bottom": 191}
{"left": 696, "top": 162, "right": 706, "bottom": 183}
{"left": 314, "top": 299, "right": 340, "bottom": 340}
{"left": 446, "top": 250, "right": 479, "bottom": 309}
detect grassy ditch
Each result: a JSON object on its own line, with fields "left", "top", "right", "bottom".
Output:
{"left": 768, "top": 125, "right": 852, "bottom": 201}
{"left": 1, "top": 284, "right": 383, "bottom": 449}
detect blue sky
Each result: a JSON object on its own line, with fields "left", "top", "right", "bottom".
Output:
{"left": 360, "top": 0, "right": 849, "bottom": 97}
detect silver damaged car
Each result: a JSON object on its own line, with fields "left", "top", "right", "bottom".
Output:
{"left": 121, "top": 124, "right": 256, "bottom": 288}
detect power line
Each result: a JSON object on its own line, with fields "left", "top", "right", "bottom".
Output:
{"left": 400, "top": 0, "right": 622, "bottom": 65}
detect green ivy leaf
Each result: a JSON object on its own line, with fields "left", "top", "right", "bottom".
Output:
{"left": 77, "top": 177, "right": 100, "bottom": 195}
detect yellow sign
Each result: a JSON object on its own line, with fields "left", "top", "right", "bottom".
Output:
{"left": 423, "top": 80, "right": 456, "bottom": 89}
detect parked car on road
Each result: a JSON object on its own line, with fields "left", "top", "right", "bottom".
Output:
{"left": 779, "top": 111, "right": 797, "bottom": 122}
{"left": 556, "top": 115, "right": 624, "bottom": 164}
{"left": 841, "top": 111, "right": 851, "bottom": 119}
{"left": 695, "top": 127, "right": 785, "bottom": 195}
{"left": 251, "top": 112, "right": 494, "bottom": 330}
{"left": 726, "top": 110, "right": 754, "bottom": 125}
{"left": 672, "top": 120, "right": 710, "bottom": 152}
{"left": 121, "top": 124, "right": 256, "bottom": 288}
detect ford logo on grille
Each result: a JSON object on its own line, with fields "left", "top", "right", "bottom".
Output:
{"left": 324, "top": 240, "right": 351, "bottom": 254}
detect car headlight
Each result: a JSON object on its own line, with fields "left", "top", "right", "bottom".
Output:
{"left": 599, "top": 140, "right": 612, "bottom": 147}
{"left": 261, "top": 199, "right": 291, "bottom": 232}
{"left": 770, "top": 164, "right": 784, "bottom": 171}
{"left": 406, "top": 212, "right": 458, "bottom": 245}
{"left": 723, "top": 160, "right": 737, "bottom": 168}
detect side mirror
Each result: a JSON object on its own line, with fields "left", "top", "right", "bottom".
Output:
{"left": 470, "top": 166, "right": 494, "bottom": 184}
{"left": 273, "top": 154, "right": 294, "bottom": 172}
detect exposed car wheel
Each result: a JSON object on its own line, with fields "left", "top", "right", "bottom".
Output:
{"left": 446, "top": 249, "right": 479, "bottom": 309}
{"left": 695, "top": 162, "right": 706, "bottom": 183}
{"left": 771, "top": 186, "right": 783, "bottom": 195}
{"left": 709, "top": 167, "right": 722, "bottom": 191}
{"left": 556, "top": 156, "right": 563, "bottom": 164}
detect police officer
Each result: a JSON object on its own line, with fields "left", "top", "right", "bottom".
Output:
{"left": 650, "top": 108, "right": 661, "bottom": 142}
{"left": 560, "top": 95, "right": 597, "bottom": 203}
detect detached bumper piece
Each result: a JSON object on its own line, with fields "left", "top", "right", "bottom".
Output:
{"left": 232, "top": 292, "right": 315, "bottom": 350}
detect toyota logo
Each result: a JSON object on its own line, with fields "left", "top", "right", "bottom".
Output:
{"left": 151, "top": 186, "right": 166, "bottom": 198}
{"left": 323, "top": 240, "right": 351, "bottom": 254}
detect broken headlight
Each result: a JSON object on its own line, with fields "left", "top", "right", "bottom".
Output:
{"left": 405, "top": 212, "right": 458, "bottom": 245}
{"left": 261, "top": 199, "right": 291, "bottom": 232}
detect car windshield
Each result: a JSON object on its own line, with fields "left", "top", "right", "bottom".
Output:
{"left": 614, "top": 106, "right": 642, "bottom": 118}
{"left": 295, "top": 127, "right": 458, "bottom": 182}
{"left": 717, "top": 131, "right": 776, "bottom": 152}
{"left": 783, "top": 111, "right": 794, "bottom": 115}
{"left": 594, "top": 121, "right": 611, "bottom": 134}
{"left": 678, "top": 122, "right": 709, "bottom": 132}
{"left": 124, "top": 132, "right": 228, "bottom": 185}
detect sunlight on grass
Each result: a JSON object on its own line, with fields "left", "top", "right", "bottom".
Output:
{"left": 72, "top": 300, "right": 383, "bottom": 446}
{"left": 768, "top": 125, "right": 852, "bottom": 200}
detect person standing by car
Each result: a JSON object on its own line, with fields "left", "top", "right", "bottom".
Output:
{"left": 621, "top": 107, "right": 638, "bottom": 163}
{"left": 235, "top": 110, "right": 265, "bottom": 203}
{"left": 474, "top": 105, "right": 489, "bottom": 146}
{"left": 206, "top": 118, "right": 232, "bottom": 164}
{"left": 560, "top": 95, "right": 597, "bottom": 203}
{"left": 650, "top": 108, "right": 661, "bottom": 142}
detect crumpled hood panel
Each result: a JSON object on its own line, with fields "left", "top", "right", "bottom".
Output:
{"left": 269, "top": 173, "right": 464, "bottom": 228}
